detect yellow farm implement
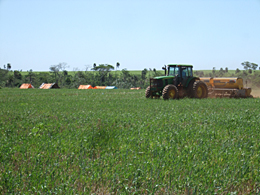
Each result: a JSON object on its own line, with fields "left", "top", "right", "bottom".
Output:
{"left": 200, "top": 77, "right": 252, "bottom": 98}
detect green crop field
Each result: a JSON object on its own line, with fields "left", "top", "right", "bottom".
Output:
{"left": 1, "top": 88, "right": 260, "bottom": 194}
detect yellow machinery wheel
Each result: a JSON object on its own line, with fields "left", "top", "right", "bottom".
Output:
{"left": 193, "top": 81, "right": 208, "bottom": 98}
{"left": 162, "top": 84, "right": 178, "bottom": 100}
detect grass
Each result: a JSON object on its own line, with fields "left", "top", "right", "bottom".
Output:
{"left": 0, "top": 88, "right": 260, "bottom": 194}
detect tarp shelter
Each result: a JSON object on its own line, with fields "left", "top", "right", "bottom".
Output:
{"left": 78, "top": 85, "right": 93, "bottom": 89}
{"left": 93, "top": 86, "right": 107, "bottom": 89}
{"left": 20, "top": 83, "right": 34, "bottom": 89}
{"left": 39, "top": 83, "right": 60, "bottom": 89}
{"left": 105, "top": 86, "right": 117, "bottom": 89}
{"left": 93, "top": 86, "right": 117, "bottom": 89}
{"left": 130, "top": 87, "right": 141, "bottom": 90}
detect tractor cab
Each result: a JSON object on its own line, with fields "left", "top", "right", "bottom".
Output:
{"left": 167, "top": 64, "right": 193, "bottom": 86}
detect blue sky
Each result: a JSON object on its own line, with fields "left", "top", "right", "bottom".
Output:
{"left": 0, "top": 0, "right": 260, "bottom": 71}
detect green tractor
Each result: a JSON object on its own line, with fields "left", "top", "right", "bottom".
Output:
{"left": 145, "top": 64, "right": 208, "bottom": 99}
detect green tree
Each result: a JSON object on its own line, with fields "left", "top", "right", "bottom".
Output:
{"left": 7, "top": 63, "right": 11, "bottom": 70}
{"left": 38, "top": 72, "right": 51, "bottom": 84}
{"left": 92, "top": 64, "right": 115, "bottom": 85}
{"left": 141, "top": 68, "right": 147, "bottom": 80}
{"left": 212, "top": 67, "right": 216, "bottom": 74}
{"left": 115, "top": 62, "right": 120, "bottom": 85}
{"left": 49, "top": 62, "right": 69, "bottom": 85}
{"left": 235, "top": 68, "right": 240, "bottom": 74}
{"left": 116, "top": 62, "right": 120, "bottom": 70}
{"left": 14, "top": 70, "right": 23, "bottom": 87}
{"left": 65, "top": 77, "right": 72, "bottom": 85}
{"left": 241, "top": 61, "right": 251, "bottom": 70}
{"left": 92, "top": 64, "right": 114, "bottom": 72}
{"left": 218, "top": 69, "right": 224, "bottom": 77}
{"left": 251, "top": 63, "right": 258, "bottom": 70}
{"left": 50, "top": 65, "right": 59, "bottom": 83}
{"left": 121, "top": 69, "right": 131, "bottom": 79}
{"left": 0, "top": 68, "right": 9, "bottom": 87}
{"left": 7, "top": 74, "right": 14, "bottom": 87}
{"left": 241, "top": 61, "right": 249, "bottom": 70}
{"left": 25, "top": 69, "right": 36, "bottom": 84}
{"left": 14, "top": 70, "right": 22, "bottom": 80}
{"left": 241, "top": 61, "right": 258, "bottom": 71}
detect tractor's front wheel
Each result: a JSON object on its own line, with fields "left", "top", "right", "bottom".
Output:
{"left": 162, "top": 84, "right": 178, "bottom": 100}
{"left": 192, "top": 81, "right": 208, "bottom": 98}
{"left": 145, "top": 86, "right": 153, "bottom": 98}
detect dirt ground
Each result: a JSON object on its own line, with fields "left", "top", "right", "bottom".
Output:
{"left": 251, "top": 88, "right": 260, "bottom": 98}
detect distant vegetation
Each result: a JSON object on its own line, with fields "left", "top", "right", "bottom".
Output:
{"left": 0, "top": 61, "right": 259, "bottom": 89}
{"left": 0, "top": 62, "right": 163, "bottom": 89}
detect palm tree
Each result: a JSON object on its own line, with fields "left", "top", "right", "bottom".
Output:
{"left": 7, "top": 63, "right": 11, "bottom": 70}
{"left": 116, "top": 62, "right": 120, "bottom": 70}
{"left": 115, "top": 62, "right": 120, "bottom": 86}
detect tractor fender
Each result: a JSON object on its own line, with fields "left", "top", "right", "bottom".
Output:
{"left": 185, "top": 77, "right": 200, "bottom": 88}
{"left": 186, "top": 77, "right": 200, "bottom": 98}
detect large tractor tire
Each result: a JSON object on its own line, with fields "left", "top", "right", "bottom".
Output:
{"left": 145, "top": 86, "right": 153, "bottom": 98}
{"left": 187, "top": 80, "right": 196, "bottom": 98}
{"left": 192, "top": 81, "right": 208, "bottom": 98}
{"left": 162, "top": 84, "right": 178, "bottom": 100}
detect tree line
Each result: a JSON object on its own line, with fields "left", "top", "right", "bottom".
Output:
{"left": 0, "top": 62, "right": 162, "bottom": 89}
{"left": 1, "top": 61, "right": 260, "bottom": 89}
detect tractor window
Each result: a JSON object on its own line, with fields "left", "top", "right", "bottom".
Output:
{"left": 182, "top": 68, "right": 187, "bottom": 77}
{"left": 168, "top": 67, "right": 174, "bottom": 75}
{"left": 168, "top": 66, "right": 179, "bottom": 76}
{"left": 187, "top": 67, "right": 192, "bottom": 77}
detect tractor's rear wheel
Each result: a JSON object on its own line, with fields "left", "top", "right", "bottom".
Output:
{"left": 193, "top": 81, "right": 208, "bottom": 98}
{"left": 187, "top": 80, "right": 196, "bottom": 98}
{"left": 162, "top": 84, "right": 178, "bottom": 100}
{"left": 145, "top": 86, "right": 153, "bottom": 98}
